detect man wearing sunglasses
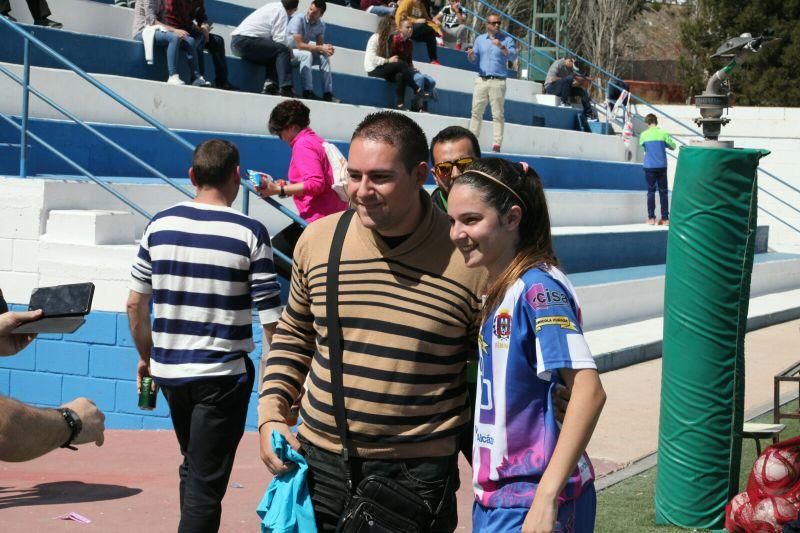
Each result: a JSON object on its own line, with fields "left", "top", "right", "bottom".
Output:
{"left": 429, "top": 125, "right": 481, "bottom": 212}
{"left": 467, "top": 14, "right": 515, "bottom": 153}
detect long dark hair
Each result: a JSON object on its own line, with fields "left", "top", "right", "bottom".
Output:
{"left": 453, "top": 157, "right": 558, "bottom": 326}
{"left": 375, "top": 16, "right": 395, "bottom": 59}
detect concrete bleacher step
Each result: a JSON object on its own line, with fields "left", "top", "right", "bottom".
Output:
{"left": 0, "top": 18, "right": 571, "bottom": 131}
{"left": 572, "top": 252, "right": 800, "bottom": 333}
{"left": 36, "top": 240, "right": 140, "bottom": 312}
{"left": 0, "top": 70, "right": 635, "bottom": 171}
{"left": 1, "top": 117, "right": 641, "bottom": 190}
{"left": 553, "top": 223, "right": 769, "bottom": 274}
{"left": 586, "top": 287, "right": 800, "bottom": 373}
{"left": 44, "top": 209, "right": 136, "bottom": 245}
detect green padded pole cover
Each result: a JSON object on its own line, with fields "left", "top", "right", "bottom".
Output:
{"left": 654, "top": 146, "right": 769, "bottom": 529}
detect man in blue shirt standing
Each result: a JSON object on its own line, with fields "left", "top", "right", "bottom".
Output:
{"left": 467, "top": 14, "right": 516, "bottom": 153}
{"left": 288, "top": 0, "right": 340, "bottom": 102}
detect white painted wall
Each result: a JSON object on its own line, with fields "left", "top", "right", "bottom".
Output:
{"left": 0, "top": 63, "right": 631, "bottom": 161}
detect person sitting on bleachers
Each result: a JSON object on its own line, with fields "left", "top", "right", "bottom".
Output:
{"left": 0, "top": 0, "right": 61, "bottom": 27}
{"left": 544, "top": 56, "right": 596, "bottom": 120}
{"left": 364, "top": 16, "right": 426, "bottom": 111}
{"left": 231, "top": 0, "right": 298, "bottom": 97}
{"left": 394, "top": 0, "right": 440, "bottom": 64}
{"left": 288, "top": 0, "right": 340, "bottom": 102}
{"left": 391, "top": 18, "right": 436, "bottom": 112}
{"left": 192, "top": 0, "right": 237, "bottom": 90}
{"left": 433, "top": 0, "right": 468, "bottom": 50}
{"left": 132, "top": 0, "right": 212, "bottom": 86}
{"left": 361, "top": 0, "right": 395, "bottom": 17}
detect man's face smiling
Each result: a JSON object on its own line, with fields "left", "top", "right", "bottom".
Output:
{"left": 346, "top": 138, "right": 428, "bottom": 237}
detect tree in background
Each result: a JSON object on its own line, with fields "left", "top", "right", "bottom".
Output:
{"left": 678, "top": 0, "right": 800, "bottom": 106}
{"left": 567, "top": 0, "right": 644, "bottom": 77}
{"left": 464, "top": 0, "right": 644, "bottom": 80}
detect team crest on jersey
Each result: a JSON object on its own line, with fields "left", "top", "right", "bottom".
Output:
{"left": 494, "top": 311, "right": 512, "bottom": 339}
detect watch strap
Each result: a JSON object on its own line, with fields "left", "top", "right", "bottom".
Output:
{"left": 59, "top": 407, "right": 82, "bottom": 450}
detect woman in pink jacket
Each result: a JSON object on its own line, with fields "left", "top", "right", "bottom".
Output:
{"left": 258, "top": 100, "right": 348, "bottom": 222}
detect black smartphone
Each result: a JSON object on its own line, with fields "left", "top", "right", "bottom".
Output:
{"left": 12, "top": 283, "right": 95, "bottom": 334}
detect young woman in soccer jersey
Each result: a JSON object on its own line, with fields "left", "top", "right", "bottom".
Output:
{"left": 447, "top": 158, "right": 606, "bottom": 533}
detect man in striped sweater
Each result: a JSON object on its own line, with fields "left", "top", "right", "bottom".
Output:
{"left": 259, "top": 112, "right": 486, "bottom": 531}
{"left": 127, "top": 139, "right": 282, "bottom": 533}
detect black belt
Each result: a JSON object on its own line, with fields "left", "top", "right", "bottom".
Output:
{"left": 480, "top": 75, "right": 506, "bottom": 80}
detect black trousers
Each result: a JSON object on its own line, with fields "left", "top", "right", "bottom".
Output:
{"left": 200, "top": 33, "right": 229, "bottom": 87}
{"left": 161, "top": 357, "right": 255, "bottom": 533}
{"left": 545, "top": 75, "right": 593, "bottom": 115}
{"left": 299, "top": 435, "right": 459, "bottom": 532}
{"left": 412, "top": 22, "right": 438, "bottom": 62}
{"left": 0, "top": 0, "right": 50, "bottom": 18}
{"left": 231, "top": 34, "right": 292, "bottom": 88}
{"left": 369, "top": 62, "right": 419, "bottom": 107}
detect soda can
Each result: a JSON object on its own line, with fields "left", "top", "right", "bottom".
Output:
{"left": 139, "top": 376, "right": 157, "bottom": 410}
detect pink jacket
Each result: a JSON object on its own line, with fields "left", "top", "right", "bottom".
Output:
{"left": 288, "top": 128, "right": 348, "bottom": 222}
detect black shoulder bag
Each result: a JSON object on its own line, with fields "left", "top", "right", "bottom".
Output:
{"left": 325, "top": 211, "right": 435, "bottom": 533}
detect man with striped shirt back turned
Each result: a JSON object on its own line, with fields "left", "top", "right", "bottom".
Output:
{"left": 259, "top": 112, "right": 486, "bottom": 532}
{"left": 127, "top": 139, "right": 282, "bottom": 533}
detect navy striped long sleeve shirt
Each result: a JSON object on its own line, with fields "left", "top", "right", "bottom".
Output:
{"left": 131, "top": 201, "right": 283, "bottom": 385}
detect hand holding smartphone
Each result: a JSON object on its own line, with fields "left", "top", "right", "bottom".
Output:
{"left": 12, "top": 283, "right": 95, "bottom": 334}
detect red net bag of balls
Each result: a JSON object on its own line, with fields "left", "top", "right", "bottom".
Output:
{"left": 726, "top": 436, "right": 800, "bottom": 533}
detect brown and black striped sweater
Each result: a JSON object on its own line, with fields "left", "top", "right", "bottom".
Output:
{"left": 259, "top": 195, "right": 486, "bottom": 458}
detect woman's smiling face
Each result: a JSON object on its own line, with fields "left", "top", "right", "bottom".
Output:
{"left": 447, "top": 182, "right": 520, "bottom": 273}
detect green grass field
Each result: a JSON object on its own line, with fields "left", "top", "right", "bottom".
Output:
{"left": 595, "top": 399, "right": 800, "bottom": 533}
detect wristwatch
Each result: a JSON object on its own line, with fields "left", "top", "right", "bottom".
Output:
{"left": 279, "top": 185, "right": 287, "bottom": 198}
{"left": 58, "top": 407, "right": 82, "bottom": 450}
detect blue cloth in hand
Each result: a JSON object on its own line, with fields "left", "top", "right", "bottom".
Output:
{"left": 256, "top": 430, "right": 317, "bottom": 533}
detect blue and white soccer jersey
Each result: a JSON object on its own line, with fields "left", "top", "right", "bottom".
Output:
{"left": 130, "top": 202, "right": 283, "bottom": 385}
{"left": 473, "top": 266, "right": 597, "bottom": 512}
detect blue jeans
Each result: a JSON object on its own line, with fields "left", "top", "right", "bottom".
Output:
{"left": 293, "top": 49, "right": 333, "bottom": 94}
{"left": 645, "top": 167, "right": 669, "bottom": 220}
{"left": 366, "top": 4, "right": 395, "bottom": 15}
{"left": 413, "top": 71, "right": 436, "bottom": 92}
{"left": 413, "top": 71, "right": 436, "bottom": 110}
{"left": 136, "top": 28, "right": 204, "bottom": 78}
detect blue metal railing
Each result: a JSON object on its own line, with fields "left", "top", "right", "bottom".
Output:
{"left": 471, "top": 0, "right": 800, "bottom": 237}
{"left": 0, "top": 16, "right": 307, "bottom": 265}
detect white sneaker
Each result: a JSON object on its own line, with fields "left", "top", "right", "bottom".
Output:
{"left": 192, "top": 76, "right": 212, "bottom": 87}
{"left": 167, "top": 74, "right": 184, "bottom": 85}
